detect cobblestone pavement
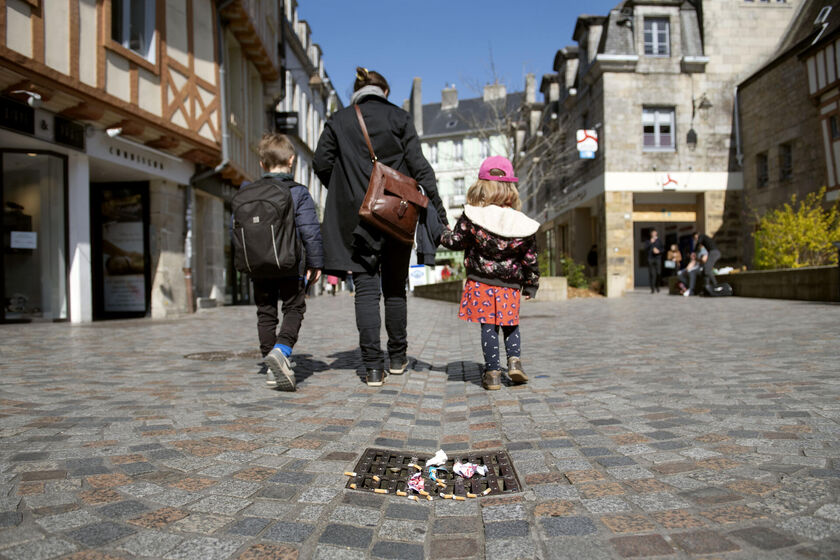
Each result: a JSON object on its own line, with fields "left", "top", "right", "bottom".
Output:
{"left": 1, "top": 292, "right": 839, "bottom": 559}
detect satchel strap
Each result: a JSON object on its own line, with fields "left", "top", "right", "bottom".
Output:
{"left": 354, "top": 105, "right": 377, "bottom": 163}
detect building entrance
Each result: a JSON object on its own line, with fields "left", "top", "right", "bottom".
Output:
{"left": 634, "top": 221, "right": 696, "bottom": 288}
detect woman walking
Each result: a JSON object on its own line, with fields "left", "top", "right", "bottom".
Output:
{"left": 314, "top": 67, "right": 447, "bottom": 387}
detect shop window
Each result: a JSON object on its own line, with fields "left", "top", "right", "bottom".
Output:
{"left": 112, "top": 0, "right": 156, "bottom": 63}
{"left": 830, "top": 115, "right": 840, "bottom": 140}
{"left": 757, "top": 152, "right": 769, "bottom": 188}
{"left": 642, "top": 107, "right": 675, "bottom": 151}
{"left": 644, "top": 18, "right": 670, "bottom": 57}
{"left": 779, "top": 144, "right": 792, "bottom": 181}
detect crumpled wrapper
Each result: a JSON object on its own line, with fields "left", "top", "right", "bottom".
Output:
{"left": 453, "top": 461, "right": 488, "bottom": 479}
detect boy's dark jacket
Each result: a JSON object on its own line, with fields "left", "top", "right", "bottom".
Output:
{"left": 238, "top": 173, "right": 324, "bottom": 275}
{"left": 440, "top": 205, "right": 541, "bottom": 298}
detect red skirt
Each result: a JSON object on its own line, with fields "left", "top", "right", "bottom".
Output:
{"left": 458, "top": 280, "right": 520, "bottom": 325}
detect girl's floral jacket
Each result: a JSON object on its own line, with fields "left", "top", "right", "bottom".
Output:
{"left": 440, "top": 204, "right": 541, "bottom": 297}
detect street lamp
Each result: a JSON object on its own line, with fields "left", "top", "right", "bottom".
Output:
{"left": 686, "top": 128, "right": 697, "bottom": 151}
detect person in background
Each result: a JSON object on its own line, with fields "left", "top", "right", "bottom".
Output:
{"left": 693, "top": 232, "right": 721, "bottom": 291}
{"left": 678, "top": 251, "right": 701, "bottom": 296}
{"left": 664, "top": 243, "right": 682, "bottom": 281}
{"left": 643, "top": 229, "right": 663, "bottom": 293}
{"left": 587, "top": 244, "right": 598, "bottom": 277}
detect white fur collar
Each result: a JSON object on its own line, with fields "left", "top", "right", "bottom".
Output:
{"left": 463, "top": 205, "right": 540, "bottom": 238}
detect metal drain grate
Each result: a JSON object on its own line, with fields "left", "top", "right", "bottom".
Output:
{"left": 346, "top": 448, "right": 521, "bottom": 497}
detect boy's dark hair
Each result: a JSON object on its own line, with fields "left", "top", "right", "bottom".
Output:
{"left": 354, "top": 67, "right": 389, "bottom": 93}
{"left": 258, "top": 133, "right": 295, "bottom": 170}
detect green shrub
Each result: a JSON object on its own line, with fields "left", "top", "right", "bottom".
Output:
{"left": 558, "top": 255, "right": 588, "bottom": 289}
{"left": 753, "top": 188, "right": 840, "bottom": 269}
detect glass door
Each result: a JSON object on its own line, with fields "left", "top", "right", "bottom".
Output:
{"left": 1, "top": 151, "right": 68, "bottom": 322}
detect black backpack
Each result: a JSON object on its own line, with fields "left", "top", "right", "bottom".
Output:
{"left": 231, "top": 177, "right": 302, "bottom": 278}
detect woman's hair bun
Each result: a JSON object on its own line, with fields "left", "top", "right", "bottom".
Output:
{"left": 355, "top": 67, "right": 369, "bottom": 81}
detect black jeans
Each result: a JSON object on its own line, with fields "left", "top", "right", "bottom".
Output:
{"left": 648, "top": 257, "right": 661, "bottom": 292}
{"left": 353, "top": 240, "right": 411, "bottom": 369}
{"left": 252, "top": 277, "right": 306, "bottom": 357}
{"left": 704, "top": 249, "right": 721, "bottom": 288}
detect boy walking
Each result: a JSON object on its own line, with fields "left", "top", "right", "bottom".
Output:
{"left": 232, "top": 133, "right": 323, "bottom": 391}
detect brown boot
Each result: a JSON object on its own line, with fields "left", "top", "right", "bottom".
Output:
{"left": 482, "top": 370, "right": 501, "bottom": 390}
{"left": 507, "top": 357, "right": 528, "bottom": 385}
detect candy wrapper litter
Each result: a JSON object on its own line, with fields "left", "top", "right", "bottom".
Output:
{"left": 407, "top": 472, "right": 425, "bottom": 493}
{"left": 426, "top": 449, "right": 448, "bottom": 467}
{"left": 428, "top": 466, "right": 448, "bottom": 483}
{"left": 453, "top": 461, "right": 488, "bottom": 479}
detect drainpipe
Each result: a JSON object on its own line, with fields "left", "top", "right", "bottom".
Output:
{"left": 733, "top": 86, "right": 743, "bottom": 168}
{"left": 185, "top": 0, "right": 234, "bottom": 311}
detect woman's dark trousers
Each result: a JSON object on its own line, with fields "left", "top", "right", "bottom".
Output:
{"left": 353, "top": 240, "right": 411, "bottom": 369}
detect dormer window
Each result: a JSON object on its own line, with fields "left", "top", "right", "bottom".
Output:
{"left": 644, "top": 18, "right": 670, "bottom": 57}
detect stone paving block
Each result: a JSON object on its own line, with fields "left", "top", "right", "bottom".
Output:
{"left": 378, "top": 518, "right": 428, "bottom": 542}
{"left": 371, "top": 540, "right": 424, "bottom": 559}
{"left": 484, "top": 519, "right": 530, "bottom": 538}
{"left": 729, "top": 526, "right": 799, "bottom": 550}
{"left": 435, "top": 499, "right": 480, "bottom": 517}
{"left": 313, "top": 545, "right": 366, "bottom": 560}
{"left": 34, "top": 509, "right": 99, "bottom": 533}
{"left": 188, "top": 495, "right": 252, "bottom": 516}
{"left": 117, "top": 530, "right": 184, "bottom": 557}
{"left": 97, "top": 499, "right": 149, "bottom": 519}
{"left": 164, "top": 536, "right": 244, "bottom": 560}
{"left": 429, "top": 537, "right": 480, "bottom": 558}
{"left": 545, "top": 538, "right": 614, "bottom": 560}
{"left": 481, "top": 503, "right": 527, "bottom": 522}
{"left": 484, "top": 536, "right": 538, "bottom": 559}
{"left": 297, "top": 487, "right": 339, "bottom": 503}
{"left": 581, "top": 496, "right": 632, "bottom": 514}
{"left": 627, "top": 492, "right": 692, "bottom": 512}
{"left": 1, "top": 536, "right": 78, "bottom": 560}
{"left": 318, "top": 523, "right": 373, "bottom": 548}
{"left": 171, "top": 513, "right": 233, "bottom": 534}
{"left": 384, "top": 503, "right": 430, "bottom": 521}
{"left": 329, "top": 504, "right": 381, "bottom": 527}
{"left": 778, "top": 516, "right": 840, "bottom": 541}
{"left": 226, "top": 516, "right": 272, "bottom": 536}
{"left": 671, "top": 529, "right": 740, "bottom": 554}
{"left": 601, "top": 514, "right": 656, "bottom": 534}
{"left": 609, "top": 534, "right": 675, "bottom": 557}
{"left": 65, "top": 521, "right": 136, "bottom": 547}
{"left": 540, "top": 516, "right": 597, "bottom": 536}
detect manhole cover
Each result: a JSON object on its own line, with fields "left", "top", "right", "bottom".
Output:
{"left": 346, "top": 448, "right": 521, "bottom": 498}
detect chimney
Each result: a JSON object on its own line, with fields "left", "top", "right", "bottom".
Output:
{"left": 525, "top": 73, "right": 536, "bottom": 104}
{"left": 483, "top": 83, "right": 506, "bottom": 103}
{"left": 441, "top": 85, "right": 458, "bottom": 110}
{"left": 410, "top": 77, "right": 423, "bottom": 135}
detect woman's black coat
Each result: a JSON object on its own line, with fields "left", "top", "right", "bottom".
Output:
{"left": 313, "top": 95, "right": 447, "bottom": 273}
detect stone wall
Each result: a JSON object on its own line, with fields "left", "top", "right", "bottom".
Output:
{"left": 149, "top": 180, "right": 188, "bottom": 318}
{"left": 717, "top": 266, "right": 840, "bottom": 302}
{"left": 739, "top": 54, "right": 825, "bottom": 266}
{"left": 413, "top": 280, "right": 465, "bottom": 303}
{"left": 701, "top": 190, "right": 742, "bottom": 267}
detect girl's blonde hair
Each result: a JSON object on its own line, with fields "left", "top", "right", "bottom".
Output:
{"left": 466, "top": 179, "right": 522, "bottom": 211}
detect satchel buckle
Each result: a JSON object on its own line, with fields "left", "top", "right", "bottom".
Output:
{"left": 397, "top": 200, "right": 408, "bottom": 218}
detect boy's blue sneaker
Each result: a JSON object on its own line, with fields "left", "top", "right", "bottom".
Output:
{"left": 265, "top": 348, "right": 296, "bottom": 391}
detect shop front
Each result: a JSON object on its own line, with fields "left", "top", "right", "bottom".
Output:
{"left": 1, "top": 150, "right": 68, "bottom": 322}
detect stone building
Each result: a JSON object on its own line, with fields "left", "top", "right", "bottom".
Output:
{"left": 406, "top": 79, "right": 523, "bottom": 270}
{"left": 801, "top": 2, "right": 840, "bottom": 201}
{"left": 738, "top": 0, "right": 837, "bottom": 266}
{"left": 274, "top": 0, "right": 342, "bottom": 221}
{"left": 0, "top": 0, "right": 337, "bottom": 323}
{"left": 516, "top": 0, "right": 801, "bottom": 295}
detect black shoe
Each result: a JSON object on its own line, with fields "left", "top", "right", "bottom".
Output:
{"left": 389, "top": 355, "right": 409, "bottom": 375}
{"left": 366, "top": 368, "right": 386, "bottom": 387}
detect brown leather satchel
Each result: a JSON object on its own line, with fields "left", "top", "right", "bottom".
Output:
{"left": 355, "top": 105, "right": 429, "bottom": 245}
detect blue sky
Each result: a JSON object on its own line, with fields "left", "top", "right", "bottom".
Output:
{"left": 298, "top": 0, "right": 622, "bottom": 107}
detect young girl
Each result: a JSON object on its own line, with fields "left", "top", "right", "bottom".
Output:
{"left": 440, "top": 156, "right": 540, "bottom": 390}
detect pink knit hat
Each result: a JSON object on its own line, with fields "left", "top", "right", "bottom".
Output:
{"left": 478, "top": 156, "right": 518, "bottom": 182}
